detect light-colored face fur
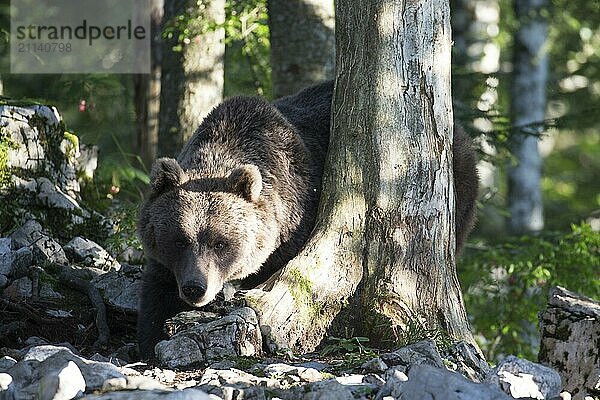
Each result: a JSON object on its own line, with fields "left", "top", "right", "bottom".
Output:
{"left": 139, "top": 158, "right": 273, "bottom": 307}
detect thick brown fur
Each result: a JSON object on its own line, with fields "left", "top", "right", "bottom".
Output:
{"left": 136, "top": 81, "right": 478, "bottom": 358}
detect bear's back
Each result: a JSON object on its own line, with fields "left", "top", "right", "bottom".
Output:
{"left": 273, "top": 81, "right": 333, "bottom": 180}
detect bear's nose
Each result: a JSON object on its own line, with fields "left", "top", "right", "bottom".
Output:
{"left": 181, "top": 282, "right": 207, "bottom": 302}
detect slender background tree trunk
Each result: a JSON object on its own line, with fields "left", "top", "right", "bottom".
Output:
{"left": 508, "top": 0, "right": 548, "bottom": 233}
{"left": 134, "top": 0, "right": 163, "bottom": 169}
{"left": 451, "top": 0, "right": 501, "bottom": 103}
{"left": 451, "top": 0, "right": 504, "bottom": 235}
{"left": 268, "top": 0, "right": 334, "bottom": 99}
{"left": 249, "top": 0, "right": 475, "bottom": 353}
{"left": 158, "top": 0, "right": 225, "bottom": 157}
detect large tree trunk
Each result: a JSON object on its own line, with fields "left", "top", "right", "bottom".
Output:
{"left": 248, "top": 0, "right": 475, "bottom": 353}
{"left": 507, "top": 0, "right": 548, "bottom": 234}
{"left": 268, "top": 0, "right": 334, "bottom": 99}
{"left": 157, "top": 0, "right": 225, "bottom": 158}
{"left": 133, "top": 0, "right": 163, "bottom": 169}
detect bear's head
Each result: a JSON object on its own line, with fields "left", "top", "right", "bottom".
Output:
{"left": 138, "top": 157, "right": 274, "bottom": 307}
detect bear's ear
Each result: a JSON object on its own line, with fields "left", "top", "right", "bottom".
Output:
{"left": 150, "top": 158, "right": 187, "bottom": 195}
{"left": 226, "top": 164, "right": 262, "bottom": 202}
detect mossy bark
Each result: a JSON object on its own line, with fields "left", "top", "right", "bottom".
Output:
{"left": 248, "top": 0, "right": 477, "bottom": 353}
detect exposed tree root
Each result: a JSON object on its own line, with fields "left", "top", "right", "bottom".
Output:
{"left": 59, "top": 266, "right": 110, "bottom": 347}
{"left": 0, "top": 296, "right": 63, "bottom": 326}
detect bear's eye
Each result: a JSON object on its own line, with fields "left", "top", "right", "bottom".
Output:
{"left": 213, "top": 241, "right": 226, "bottom": 251}
{"left": 175, "top": 239, "right": 188, "bottom": 249}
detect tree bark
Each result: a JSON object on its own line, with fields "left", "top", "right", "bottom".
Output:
{"left": 134, "top": 0, "right": 163, "bottom": 169}
{"left": 248, "top": 0, "right": 476, "bottom": 353}
{"left": 158, "top": 0, "right": 225, "bottom": 158}
{"left": 268, "top": 0, "right": 334, "bottom": 99}
{"left": 507, "top": 0, "right": 548, "bottom": 234}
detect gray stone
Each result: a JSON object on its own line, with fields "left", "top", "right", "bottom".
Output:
{"left": 443, "top": 341, "right": 491, "bottom": 382}
{"left": 0, "top": 237, "right": 11, "bottom": 251}
{"left": 335, "top": 374, "right": 365, "bottom": 385}
{"left": 0, "top": 104, "right": 81, "bottom": 196}
{"left": 585, "top": 368, "right": 600, "bottom": 392}
{"left": 110, "top": 343, "right": 137, "bottom": 365}
{"left": 163, "top": 310, "right": 221, "bottom": 336}
{"left": 198, "top": 367, "right": 278, "bottom": 399}
{"left": 123, "top": 375, "right": 167, "bottom": 390}
{"left": 0, "top": 238, "right": 13, "bottom": 274}
{"left": 100, "top": 377, "right": 128, "bottom": 391}
{"left": 208, "top": 359, "right": 237, "bottom": 370}
{"left": 363, "top": 373, "right": 386, "bottom": 386}
{"left": 4, "top": 278, "right": 63, "bottom": 301}
{"left": 379, "top": 340, "right": 444, "bottom": 373}
{"left": 485, "top": 355, "right": 561, "bottom": 399}
{"left": 4, "top": 277, "right": 33, "bottom": 300}
{"left": 37, "top": 360, "right": 85, "bottom": 400}
{"left": 88, "top": 353, "right": 127, "bottom": 368}
{"left": 291, "top": 376, "right": 379, "bottom": 399}
{"left": 378, "top": 363, "right": 512, "bottom": 400}
{"left": 12, "top": 247, "right": 34, "bottom": 277}
{"left": 301, "top": 379, "right": 355, "bottom": 400}
{"left": 361, "top": 357, "right": 388, "bottom": 373}
{"left": 0, "top": 239, "right": 32, "bottom": 277}
{"left": 77, "top": 358, "right": 128, "bottom": 391}
{"left": 11, "top": 346, "right": 127, "bottom": 393}
{"left": 156, "top": 307, "right": 262, "bottom": 369}
{"left": 0, "top": 274, "right": 8, "bottom": 288}
{"left": 45, "top": 309, "right": 72, "bottom": 318}
{"left": 539, "top": 286, "right": 600, "bottom": 400}
{"left": 374, "top": 367, "right": 408, "bottom": 400}
{"left": 10, "top": 220, "right": 42, "bottom": 249}
{"left": 115, "top": 244, "right": 144, "bottom": 265}
{"left": 263, "top": 363, "right": 322, "bottom": 382}
{"left": 10, "top": 220, "right": 68, "bottom": 265}
{"left": 0, "top": 356, "right": 17, "bottom": 372}
{"left": 155, "top": 336, "right": 204, "bottom": 369}
{"left": 13, "top": 177, "right": 37, "bottom": 192}
{"left": 0, "top": 372, "right": 12, "bottom": 390}
{"left": 23, "top": 345, "right": 75, "bottom": 362}
{"left": 64, "top": 236, "right": 119, "bottom": 271}
{"left": 36, "top": 177, "right": 83, "bottom": 213}
{"left": 24, "top": 336, "right": 51, "bottom": 347}
{"left": 142, "top": 368, "right": 177, "bottom": 385}
{"left": 296, "top": 361, "right": 329, "bottom": 372}
{"left": 91, "top": 264, "right": 141, "bottom": 313}
{"left": 81, "top": 388, "right": 211, "bottom": 400}
{"left": 76, "top": 144, "right": 98, "bottom": 181}
{"left": 39, "top": 283, "right": 64, "bottom": 300}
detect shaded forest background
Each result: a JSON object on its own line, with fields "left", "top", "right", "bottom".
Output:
{"left": 0, "top": 0, "right": 598, "bottom": 363}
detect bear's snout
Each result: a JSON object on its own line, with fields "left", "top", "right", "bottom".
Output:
{"left": 181, "top": 281, "right": 207, "bottom": 304}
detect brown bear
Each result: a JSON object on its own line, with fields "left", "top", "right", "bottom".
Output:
{"left": 136, "top": 81, "right": 478, "bottom": 358}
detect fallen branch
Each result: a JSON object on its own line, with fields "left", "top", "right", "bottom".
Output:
{"left": 0, "top": 296, "right": 62, "bottom": 325}
{"left": 59, "top": 266, "right": 110, "bottom": 347}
